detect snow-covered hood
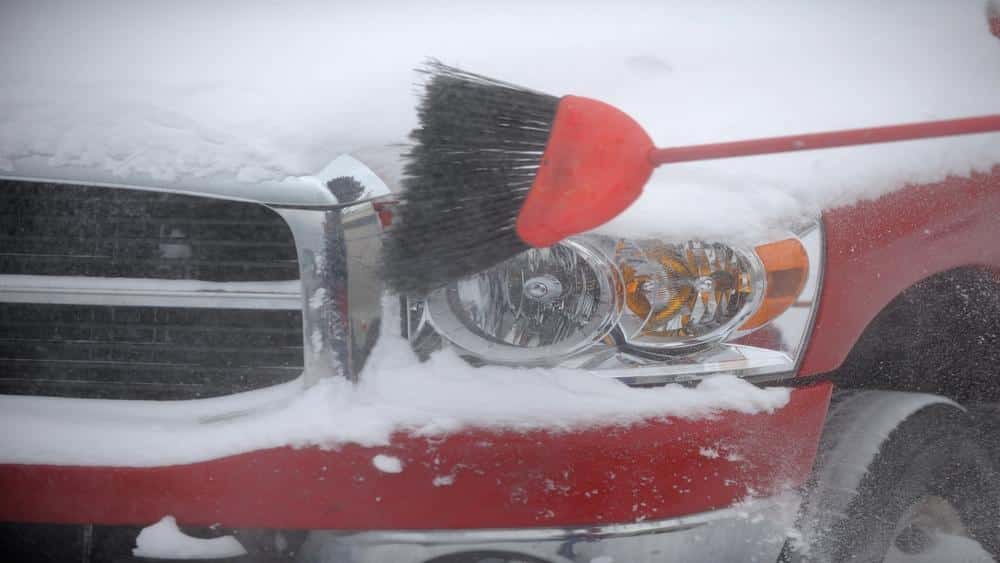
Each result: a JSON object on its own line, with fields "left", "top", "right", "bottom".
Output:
{"left": 2, "top": 0, "right": 999, "bottom": 242}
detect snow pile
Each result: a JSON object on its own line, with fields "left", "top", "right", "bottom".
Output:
{"left": 1, "top": 1, "right": 998, "bottom": 240}
{"left": 372, "top": 454, "right": 404, "bottom": 474}
{"left": 133, "top": 516, "right": 246, "bottom": 560}
{"left": 0, "top": 328, "right": 789, "bottom": 466}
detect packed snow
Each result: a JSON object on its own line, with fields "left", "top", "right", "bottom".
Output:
{"left": 372, "top": 454, "right": 404, "bottom": 474}
{"left": 1, "top": 1, "right": 998, "bottom": 242}
{"left": 133, "top": 516, "right": 246, "bottom": 560}
{"left": 433, "top": 475, "right": 456, "bottom": 487}
{"left": 0, "top": 306, "right": 789, "bottom": 466}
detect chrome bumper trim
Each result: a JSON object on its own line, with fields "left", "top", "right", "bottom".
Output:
{"left": 0, "top": 275, "right": 302, "bottom": 310}
{"left": 297, "top": 496, "right": 799, "bottom": 563}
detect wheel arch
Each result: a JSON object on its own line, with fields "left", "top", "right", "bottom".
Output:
{"left": 798, "top": 169, "right": 1000, "bottom": 379}
{"left": 828, "top": 266, "right": 1000, "bottom": 402}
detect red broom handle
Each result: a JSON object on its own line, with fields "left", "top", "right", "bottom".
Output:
{"left": 649, "top": 114, "right": 1000, "bottom": 165}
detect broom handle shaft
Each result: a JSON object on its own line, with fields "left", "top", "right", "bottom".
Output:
{"left": 649, "top": 114, "right": 1000, "bottom": 165}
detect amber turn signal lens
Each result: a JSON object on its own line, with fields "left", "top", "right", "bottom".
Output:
{"left": 740, "top": 238, "right": 809, "bottom": 330}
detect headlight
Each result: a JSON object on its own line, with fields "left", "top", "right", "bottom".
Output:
{"left": 615, "top": 239, "right": 764, "bottom": 350}
{"left": 405, "top": 221, "right": 822, "bottom": 384}
{"left": 424, "top": 239, "right": 622, "bottom": 364}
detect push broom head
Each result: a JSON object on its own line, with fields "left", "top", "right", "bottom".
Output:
{"left": 382, "top": 61, "right": 655, "bottom": 295}
{"left": 382, "top": 61, "right": 1000, "bottom": 296}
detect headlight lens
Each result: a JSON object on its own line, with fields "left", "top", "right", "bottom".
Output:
{"left": 407, "top": 221, "right": 822, "bottom": 384}
{"left": 424, "top": 239, "right": 621, "bottom": 364}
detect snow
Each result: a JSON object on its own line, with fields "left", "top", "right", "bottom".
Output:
{"left": 133, "top": 515, "right": 246, "bottom": 560}
{"left": 309, "top": 288, "right": 328, "bottom": 311}
{"left": 699, "top": 447, "right": 720, "bottom": 459}
{"left": 372, "top": 454, "right": 404, "bottom": 473}
{"left": 1, "top": 1, "right": 998, "bottom": 241}
{"left": 0, "top": 299, "right": 790, "bottom": 466}
{"left": 433, "top": 475, "right": 456, "bottom": 487}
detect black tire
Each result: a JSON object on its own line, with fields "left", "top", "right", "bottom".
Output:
{"left": 783, "top": 402, "right": 1000, "bottom": 563}
{"left": 969, "top": 403, "right": 1000, "bottom": 470}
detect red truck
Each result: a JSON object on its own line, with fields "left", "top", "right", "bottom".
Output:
{"left": 1, "top": 5, "right": 999, "bottom": 563}
{"left": 1, "top": 146, "right": 998, "bottom": 562}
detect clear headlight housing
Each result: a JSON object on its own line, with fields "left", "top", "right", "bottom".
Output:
{"left": 423, "top": 240, "right": 621, "bottom": 364}
{"left": 405, "top": 221, "right": 822, "bottom": 384}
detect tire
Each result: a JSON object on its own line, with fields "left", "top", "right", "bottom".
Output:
{"left": 783, "top": 401, "right": 1000, "bottom": 563}
{"left": 969, "top": 403, "right": 1000, "bottom": 470}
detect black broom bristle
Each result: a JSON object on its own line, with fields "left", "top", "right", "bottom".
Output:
{"left": 381, "top": 60, "right": 560, "bottom": 296}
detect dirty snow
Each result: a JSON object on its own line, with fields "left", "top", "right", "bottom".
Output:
{"left": 372, "top": 454, "right": 404, "bottom": 474}
{"left": 0, "top": 305, "right": 789, "bottom": 466}
{"left": 133, "top": 515, "right": 246, "bottom": 560}
{"left": 1, "top": 1, "right": 998, "bottom": 241}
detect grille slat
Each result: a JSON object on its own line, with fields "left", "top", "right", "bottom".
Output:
{"left": 0, "top": 181, "right": 305, "bottom": 400}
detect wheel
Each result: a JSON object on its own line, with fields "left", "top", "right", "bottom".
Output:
{"left": 783, "top": 399, "right": 1000, "bottom": 563}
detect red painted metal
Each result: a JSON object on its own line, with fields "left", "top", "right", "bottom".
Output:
{"left": 0, "top": 384, "right": 830, "bottom": 530}
{"left": 798, "top": 166, "right": 1000, "bottom": 376}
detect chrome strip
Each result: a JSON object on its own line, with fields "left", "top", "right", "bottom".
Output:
{"left": 275, "top": 156, "right": 388, "bottom": 384}
{"left": 298, "top": 495, "right": 799, "bottom": 563}
{"left": 324, "top": 504, "right": 742, "bottom": 544}
{"left": 0, "top": 275, "right": 301, "bottom": 310}
{"left": 278, "top": 207, "right": 350, "bottom": 384}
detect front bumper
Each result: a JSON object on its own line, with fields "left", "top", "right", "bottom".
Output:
{"left": 297, "top": 496, "right": 798, "bottom": 563}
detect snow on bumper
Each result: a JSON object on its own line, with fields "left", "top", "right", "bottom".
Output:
{"left": 0, "top": 385, "right": 830, "bottom": 531}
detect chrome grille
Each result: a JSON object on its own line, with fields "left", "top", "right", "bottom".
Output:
{"left": 0, "top": 180, "right": 298, "bottom": 281}
{"left": 0, "top": 180, "right": 304, "bottom": 400}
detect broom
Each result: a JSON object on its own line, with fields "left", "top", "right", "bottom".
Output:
{"left": 382, "top": 61, "right": 1000, "bottom": 295}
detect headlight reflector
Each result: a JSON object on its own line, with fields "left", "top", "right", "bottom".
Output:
{"left": 617, "top": 240, "right": 763, "bottom": 349}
